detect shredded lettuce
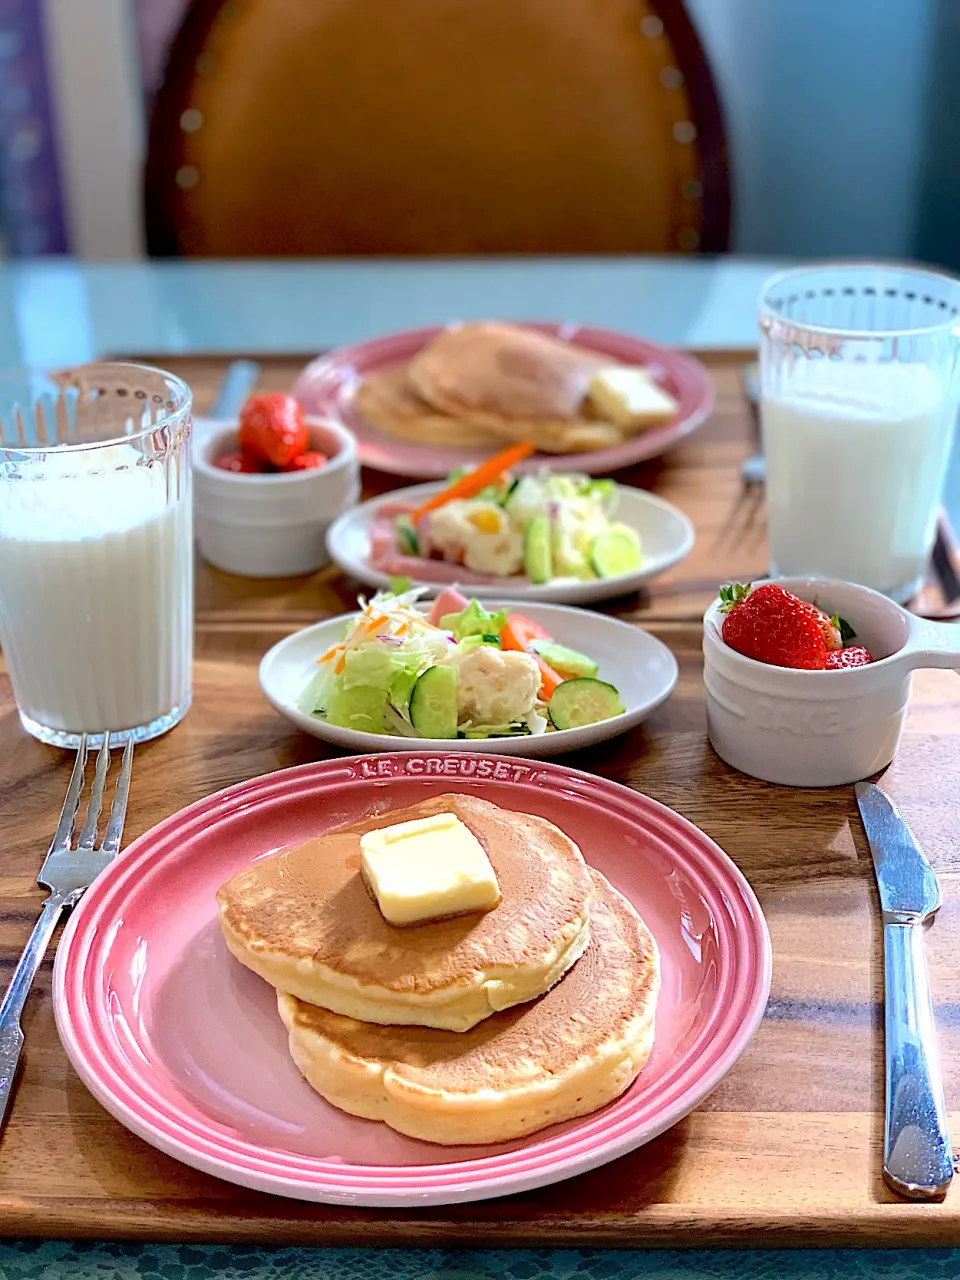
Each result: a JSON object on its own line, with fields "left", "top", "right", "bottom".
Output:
{"left": 325, "top": 682, "right": 388, "bottom": 733}
{"left": 297, "top": 667, "right": 330, "bottom": 716}
{"left": 439, "top": 599, "right": 507, "bottom": 642}
{"left": 383, "top": 703, "right": 422, "bottom": 737}
{"left": 389, "top": 665, "right": 420, "bottom": 717}
{"left": 340, "top": 645, "right": 420, "bottom": 690}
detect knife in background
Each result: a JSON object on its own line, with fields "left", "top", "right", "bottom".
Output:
{"left": 856, "top": 782, "right": 954, "bottom": 1199}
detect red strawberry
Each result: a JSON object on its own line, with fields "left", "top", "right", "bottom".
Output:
{"left": 825, "top": 645, "right": 873, "bottom": 669}
{"left": 212, "top": 450, "right": 264, "bottom": 473}
{"left": 238, "top": 394, "right": 308, "bottom": 468}
{"left": 719, "top": 582, "right": 828, "bottom": 670}
{"left": 281, "top": 449, "right": 327, "bottom": 472}
{"left": 814, "top": 608, "right": 843, "bottom": 652}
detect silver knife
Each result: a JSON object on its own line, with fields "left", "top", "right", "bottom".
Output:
{"left": 856, "top": 781, "right": 954, "bottom": 1198}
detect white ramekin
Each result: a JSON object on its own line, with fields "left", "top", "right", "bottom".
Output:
{"left": 703, "top": 576, "right": 960, "bottom": 787}
{"left": 193, "top": 417, "right": 360, "bottom": 577}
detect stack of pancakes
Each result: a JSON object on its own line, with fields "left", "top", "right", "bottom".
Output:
{"left": 217, "top": 793, "right": 660, "bottom": 1145}
{"left": 356, "top": 322, "right": 667, "bottom": 455}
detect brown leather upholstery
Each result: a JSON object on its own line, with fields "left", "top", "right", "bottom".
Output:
{"left": 146, "top": 0, "right": 729, "bottom": 257}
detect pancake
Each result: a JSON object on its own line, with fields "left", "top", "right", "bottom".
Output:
{"left": 278, "top": 871, "right": 659, "bottom": 1145}
{"left": 450, "top": 407, "right": 625, "bottom": 455}
{"left": 217, "top": 794, "right": 594, "bottom": 1032}
{"left": 355, "top": 367, "right": 501, "bottom": 448}
{"left": 408, "top": 323, "right": 611, "bottom": 420}
{"left": 356, "top": 366, "right": 623, "bottom": 455}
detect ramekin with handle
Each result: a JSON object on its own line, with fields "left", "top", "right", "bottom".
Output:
{"left": 703, "top": 576, "right": 960, "bottom": 787}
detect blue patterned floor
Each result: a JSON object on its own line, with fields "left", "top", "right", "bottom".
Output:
{"left": 1, "top": 1245, "right": 959, "bottom": 1280}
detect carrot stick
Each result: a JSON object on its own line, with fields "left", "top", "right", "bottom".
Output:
{"left": 411, "top": 442, "right": 536, "bottom": 523}
{"left": 317, "top": 645, "right": 341, "bottom": 664}
{"left": 535, "top": 656, "right": 563, "bottom": 701}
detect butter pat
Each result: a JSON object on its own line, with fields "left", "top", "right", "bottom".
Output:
{"left": 360, "top": 812, "right": 501, "bottom": 927}
{"left": 588, "top": 366, "right": 679, "bottom": 430}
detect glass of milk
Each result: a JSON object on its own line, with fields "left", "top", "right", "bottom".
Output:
{"left": 759, "top": 264, "right": 960, "bottom": 601}
{"left": 0, "top": 363, "right": 193, "bottom": 747}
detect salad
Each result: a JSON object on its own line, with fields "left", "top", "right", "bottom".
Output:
{"left": 298, "top": 585, "right": 626, "bottom": 740}
{"left": 369, "top": 442, "right": 644, "bottom": 586}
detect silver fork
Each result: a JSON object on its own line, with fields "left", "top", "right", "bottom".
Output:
{"left": 0, "top": 734, "right": 134, "bottom": 1132}
{"left": 740, "top": 361, "right": 765, "bottom": 487}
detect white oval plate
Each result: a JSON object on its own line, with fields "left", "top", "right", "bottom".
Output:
{"left": 260, "top": 602, "right": 678, "bottom": 757}
{"left": 325, "top": 483, "right": 694, "bottom": 605}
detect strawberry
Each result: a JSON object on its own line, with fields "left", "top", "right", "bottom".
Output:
{"left": 825, "top": 645, "right": 873, "bottom": 669}
{"left": 212, "top": 450, "right": 264, "bottom": 473}
{"left": 238, "top": 394, "right": 308, "bottom": 468}
{"left": 281, "top": 449, "right": 327, "bottom": 472}
{"left": 815, "top": 609, "right": 843, "bottom": 652}
{"left": 719, "top": 582, "right": 828, "bottom": 670}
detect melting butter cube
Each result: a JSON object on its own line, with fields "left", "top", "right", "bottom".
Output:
{"left": 588, "top": 366, "right": 679, "bottom": 430}
{"left": 360, "top": 812, "right": 501, "bottom": 926}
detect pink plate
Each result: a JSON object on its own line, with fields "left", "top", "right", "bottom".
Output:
{"left": 54, "top": 753, "right": 770, "bottom": 1207}
{"left": 292, "top": 323, "right": 715, "bottom": 477}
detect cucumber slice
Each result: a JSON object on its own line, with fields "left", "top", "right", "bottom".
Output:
{"left": 409, "top": 664, "right": 459, "bottom": 738}
{"left": 458, "top": 633, "right": 502, "bottom": 652}
{"left": 589, "top": 529, "right": 642, "bottom": 579}
{"left": 395, "top": 517, "right": 419, "bottom": 556}
{"left": 462, "top": 723, "right": 526, "bottom": 739}
{"left": 326, "top": 683, "right": 387, "bottom": 734}
{"left": 524, "top": 515, "right": 553, "bottom": 584}
{"left": 529, "top": 640, "right": 598, "bottom": 679}
{"left": 548, "top": 678, "right": 625, "bottom": 730}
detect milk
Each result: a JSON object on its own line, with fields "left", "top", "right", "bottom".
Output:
{"left": 761, "top": 362, "right": 957, "bottom": 598}
{"left": 0, "top": 445, "right": 192, "bottom": 739}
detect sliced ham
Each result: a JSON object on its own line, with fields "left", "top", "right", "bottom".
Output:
{"left": 374, "top": 548, "right": 526, "bottom": 587}
{"left": 369, "top": 521, "right": 396, "bottom": 561}
{"left": 374, "top": 500, "right": 418, "bottom": 519}
{"left": 369, "top": 500, "right": 528, "bottom": 586}
{"left": 428, "top": 587, "right": 470, "bottom": 625}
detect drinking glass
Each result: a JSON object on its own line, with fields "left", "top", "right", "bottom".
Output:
{"left": 759, "top": 263, "right": 960, "bottom": 601}
{"left": 0, "top": 363, "right": 193, "bottom": 746}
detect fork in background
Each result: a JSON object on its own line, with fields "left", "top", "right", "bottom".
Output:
{"left": 712, "top": 363, "right": 765, "bottom": 555}
{"left": 0, "top": 735, "right": 134, "bottom": 1133}
{"left": 740, "top": 361, "right": 765, "bottom": 489}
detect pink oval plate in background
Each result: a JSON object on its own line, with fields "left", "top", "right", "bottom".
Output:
{"left": 292, "top": 323, "right": 715, "bottom": 478}
{"left": 54, "top": 753, "right": 770, "bottom": 1207}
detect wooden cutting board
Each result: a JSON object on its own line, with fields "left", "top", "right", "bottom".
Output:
{"left": 0, "top": 351, "right": 957, "bottom": 1247}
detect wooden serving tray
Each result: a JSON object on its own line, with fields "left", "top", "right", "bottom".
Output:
{"left": 0, "top": 351, "right": 957, "bottom": 1247}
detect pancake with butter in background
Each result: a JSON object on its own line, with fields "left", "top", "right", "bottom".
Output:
{"left": 279, "top": 870, "right": 659, "bottom": 1145}
{"left": 408, "top": 323, "right": 608, "bottom": 419}
{"left": 357, "top": 367, "right": 623, "bottom": 455}
{"left": 217, "top": 794, "right": 593, "bottom": 1032}
{"left": 359, "top": 323, "right": 626, "bottom": 454}
{"left": 355, "top": 366, "right": 502, "bottom": 448}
